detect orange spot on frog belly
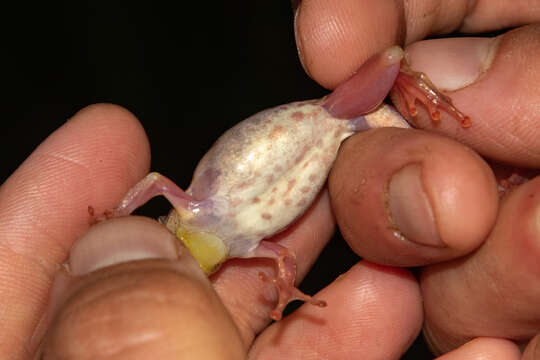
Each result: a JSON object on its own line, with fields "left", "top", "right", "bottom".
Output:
{"left": 291, "top": 111, "right": 305, "bottom": 122}
{"left": 261, "top": 213, "right": 272, "bottom": 220}
{"left": 269, "top": 125, "right": 287, "bottom": 140}
{"left": 283, "top": 179, "right": 296, "bottom": 196}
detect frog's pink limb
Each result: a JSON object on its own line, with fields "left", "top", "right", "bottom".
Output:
{"left": 110, "top": 172, "right": 195, "bottom": 217}
{"left": 252, "top": 241, "right": 326, "bottom": 321}
{"left": 393, "top": 64, "right": 472, "bottom": 128}
{"left": 322, "top": 46, "right": 404, "bottom": 119}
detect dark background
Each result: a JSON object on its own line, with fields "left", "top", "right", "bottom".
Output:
{"left": 1, "top": 2, "right": 432, "bottom": 358}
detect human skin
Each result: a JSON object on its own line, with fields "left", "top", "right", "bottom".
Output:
{"left": 2, "top": 1, "right": 540, "bottom": 359}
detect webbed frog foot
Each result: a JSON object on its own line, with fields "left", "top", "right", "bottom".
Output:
{"left": 393, "top": 63, "right": 472, "bottom": 128}
{"left": 253, "top": 241, "right": 326, "bottom": 321}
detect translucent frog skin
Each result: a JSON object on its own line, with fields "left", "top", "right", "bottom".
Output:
{"left": 110, "top": 47, "right": 470, "bottom": 320}
{"left": 173, "top": 101, "right": 408, "bottom": 259}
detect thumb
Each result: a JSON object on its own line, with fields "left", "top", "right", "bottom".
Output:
{"left": 38, "top": 216, "right": 245, "bottom": 360}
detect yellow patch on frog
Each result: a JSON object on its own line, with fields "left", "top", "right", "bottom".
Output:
{"left": 176, "top": 227, "right": 228, "bottom": 275}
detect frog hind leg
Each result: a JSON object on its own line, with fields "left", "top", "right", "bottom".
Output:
{"left": 107, "top": 172, "right": 196, "bottom": 218}
{"left": 250, "top": 241, "right": 326, "bottom": 321}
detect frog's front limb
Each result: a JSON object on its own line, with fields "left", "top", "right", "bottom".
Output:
{"left": 111, "top": 172, "right": 196, "bottom": 218}
{"left": 109, "top": 172, "right": 230, "bottom": 274}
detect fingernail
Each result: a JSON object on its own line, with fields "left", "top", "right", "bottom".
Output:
{"left": 388, "top": 163, "right": 444, "bottom": 247}
{"left": 68, "top": 216, "right": 182, "bottom": 276}
{"left": 405, "top": 37, "right": 499, "bottom": 91}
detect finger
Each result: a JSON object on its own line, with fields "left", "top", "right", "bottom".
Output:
{"left": 294, "top": 0, "right": 540, "bottom": 88}
{"left": 420, "top": 175, "right": 540, "bottom": 353}
{"left": 40, "top": 216, "right": 244, "bottom": 359}
{"left": 211, "top": 189, "right": 335, "bottom": 345}
{"left": 329, "top": 128, "right": 498, "bottom": 266}
{"left": 248, "top": 262, "right": 422, "bottom": 359}
{"left": 395, "top": 25, "right": 540, "bottom": 167}
{"left": 0, "top": 104, "right": 150, "bottom": 358}
{"left": 461, "top": 0, "right": 540, "bottom": 33}
{"left": 434, "top": 338, "right": 520, "bottom": 360}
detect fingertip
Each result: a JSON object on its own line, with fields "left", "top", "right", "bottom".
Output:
{"left": 330, "top": 128, "right": 498, "bottom": 266}
{"left": 420, "top": 140, "right": 498, "bottom": 253}
{"left": 392, "top": 133, "right": 499, "bottom": 254}
{"left": 294, "top": 0, "right": 403, "bottom": 88}
{"left": 0, "top": 102, "right": 152, "bottom": 266}
{"left": 41, "top": 216, "right": 244, "bottom": 359}
{"left": 420, "top": 178, "right": 540, "bottom": 353}
{"left": 55, "top": 102, "right": 152, "bottom": 205}
{"left": 69, "top": 103, "right": 151, "bottom": 183}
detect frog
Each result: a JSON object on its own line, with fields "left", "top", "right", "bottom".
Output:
{"left": 107, "top": 46, "right": 470, "bottom": 320}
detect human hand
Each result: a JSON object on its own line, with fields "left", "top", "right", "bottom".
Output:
{"left": 4, "top": 3, "right": 540, "bottom": 360}
{"left": 2, "top": 105, "right": 423, "bottom": 359}
{"left": 295, "top": 0, "right": 540, "bottom": 357}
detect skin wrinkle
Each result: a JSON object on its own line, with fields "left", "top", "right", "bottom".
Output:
{"left": 404, "top": 1, "right": 440, "bottom": 42}
{"left": 394, "top": 0, "right": 406, "bottom": 45}
{"left": 5, "top": 144, "right": 131, "bottom": 265}
{"left": 404, "top": 1, "right": 478, "bottom": 43}
{"left": 464, "top": 0, "right": 479, "bottom": 20}
{"left": 53, "top": 273, "right": 216, "bottom": 356}
{"left": 0, "top": 247, "right": 49, "bottom": 358}
{"left": 10, "top": 213, "right": 69, "bottom": 277}
{"left": 0, "top": 241, "right": 55, "bottom": 284}
{"left": 488, "top": 111, "right": 540, "bottom": 162}
{"left": 111, "top": 331, "right": 162, "bottom": 357}
{"left": 444, "top": 1, "right": 472, "bottom": 34}
{"left": 530, "top": 334, "right": 540, "bottom": 358}
{"left": 313, "top": 10, "right": 347, "bottom": 61}
{"left": 46, "top": 151, "right": 90, "bottom": 170}
{"left": 504, "top": 94, "right": 540, "bottom": 161}
{"left": 212, "top": 266, "right": 266, "bottom": 346}
{"left": 64, "top": 276, "right": 192, "bottom": 319}
{"left": 2, "top": 152, "right": 91, "bottom": 255}
{"left": 29, "top": 309, "right": 49, "bottom": 357}
{"left": 78, "top": 312, "right": 162, "bottom": 357}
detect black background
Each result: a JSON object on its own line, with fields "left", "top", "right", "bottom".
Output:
{"left": 1, "top": 2, "right": 432, "bottom": 358}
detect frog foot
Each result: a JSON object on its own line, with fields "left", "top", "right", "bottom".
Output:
{"left": 253, "top": 241, "right": 326, "bottom": 321}
{"left": 393, "top": 63, "right": 472, "bottom": 128}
